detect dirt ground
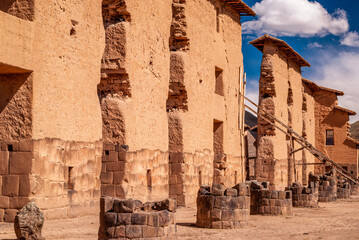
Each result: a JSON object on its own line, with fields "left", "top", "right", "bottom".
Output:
{"left": 1, "top": 197, "right": 359, "bottom": 240}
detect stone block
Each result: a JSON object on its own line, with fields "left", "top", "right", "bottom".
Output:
{"left": 228, "top": 197, "right": 240, "bottom": 209}
{"left": 152, "top": 199, "right": 177, "bottom": 212}
{"left": 170, "top": 184, "right": 183, "bottom": 195}
{"left": 234, "top": 183, "right": 247, "bottom": 196}
{"left": 147, "top": 213, "right": 159, "bottom": 227}
{"left": 212, "top": 183, "right": 225, "bottom": 196}
{"left": 9, "top": 197, "right": 30, "bottom": 209}
{"left": 19, "top": 175, "right": 31, "bottom": 197}
{"left": 222, "top": 221, "right": 233, "bottom": 229}
{"left": 105, "top": 212, "right": 117, "bottom": 227}
{"left": 114, "top": 199, "right": 143, "bottom": 213}
{"left": 117, "top": 213, "right": 131, "bottom": 225}
{"left": 126, "top": 225, "right": 142, "bottom": 239}
{"left": 101, "top": 185, "right": 115, "bottom": 197}
{"left": 158, "top": 210, "right": 170, "bottom": 227}
{"left": 0, "top": 151, "right": 9, "bottom": 174}
{"left": 113, "top": 171, "right": 125, "bottom": 184}
{"left": 100, "top": 172, "right": 113, "bottom": 184}
{"left": 9, "top": 152, "right": 32, "bottom": 174}
{"left": 113, "top": 226, "right": 126, "bottom": 238}
{"left": 0, "top": 196, "right": 9, "bottom": 208}
{"left": 2, "top": 175, "right": 19, "bottom": 196}
{"left": 278, "top": 191, "right": 286, "bottom": 199}
{"left": 100, "top": 197, "right": 114, "bottom": 213}
{"left": 210, "top": 209, "right": 221, "bottom": 221}
{"left": 211, "top": 221, "right": 222, "bottom": 229}
{"left": 103, "top": 151, "right": 118, "bottom": 162}
{"left": 198, "top": 195, "right": 214, "bottom": 210}
{"left": 214, "top": 196, "right": 227, "bottom": 209}
{"left": 4, "top": 209, "right": 18, "bottom": 222}
{"left": 0, "top": 209, "right": 4, "bottom": 222}
{"left": 234, "top": 209, "right": 244, "bottom": 222}
{"left": 131, "top": 213, "right": 147, "bottom": 225}
{"left": 222, "top": 210, "right": 234, "bottom": 222}
{"left": 106, "top": 226, "right": 115, "bottom": 238}
{"left": 271, "top": 191, "right": 278, "bottom": 199}
{"left": 143, "top": 225, "right": 157, "bottom": 238}
{"left": 106, "top": 161, "right": 125, "bottom": 171}
{"left": 19, "top": 140, "right": 34, "bottom": 152}
{"left": 225, "top": 188, "right": 238, "bottom": 197}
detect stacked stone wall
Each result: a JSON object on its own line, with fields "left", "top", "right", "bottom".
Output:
{"left": 249, "top": 181, "right": 292, "bottom": 216}
{"left": 350, "top": 185, "right": 359, "bottom": 195}
{"left": 0, "top": 138, "right": 102, "bottom": 222}
{"left": 196, "top": 183, "right": 250, "bottom": 229}
{"left": 101, "top": 143, "right": 169, "bottom": 203}
{"left": 99, "top": 197, "right": 176, "bottom": 239}
{"left": 337, "top": 181, "right": 351, "bottom": 199}
{"left": 290, "top": 183, "right": 318, "bottom": 208}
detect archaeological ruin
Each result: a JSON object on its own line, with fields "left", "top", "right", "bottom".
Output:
{"left": 1, "top": 1, "right": 359, "bottom": 240}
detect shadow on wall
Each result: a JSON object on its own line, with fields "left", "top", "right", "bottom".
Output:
{"left": 0, "top": 0, "right": 34, "bottom": 21}
{"left": 0, "top": 73, "right": 32, "bottom": 141}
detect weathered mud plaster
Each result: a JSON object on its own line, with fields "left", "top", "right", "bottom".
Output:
{"left": 0, "top": 0, "right": 105, "bottom": 222}
{"left": 251, "top": 35, "right": 311, "bottom": 190}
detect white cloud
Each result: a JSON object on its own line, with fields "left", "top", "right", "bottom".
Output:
{"left": 340, "top": 31, "right": 359, "bottom": 47}
{"left": 243, "top": 0, "right": 349, "bottom": 37}
{"left": 312, "top": 52, "right": 359, "bottom": 123}
{"left": 307, "top": 42, "right": 323, "bottom": 49}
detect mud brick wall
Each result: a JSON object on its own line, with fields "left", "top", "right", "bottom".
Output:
{"left": 99, "top": 197, "right": 176, "bottom": 239}
{"left": 290, "top": 183, "right": 318, "bottom": 208}
{"left": 250, "top": 183, "right": 293, "bottom": 216}
{"left": 101, "top": 143, "right": 169, "bottom": 203}
{"left": 0, "top": 138, "right": 102, "bottom": 222}
{"left": 196, "top": 183, "right": 250, "bottom": 229}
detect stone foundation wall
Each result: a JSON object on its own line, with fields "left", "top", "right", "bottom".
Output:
{"left": 101, "top": 143, "right": 169, "bottom": 203}
{"left": 337, "top": 182, "right": 351, "bottom": 199}
{"left": 196, "top": 183, "right": 250, "bottom": 229}
{"left": 99, "top": 197, "right": 176, "bottom": 239}
{"left": 169, "top": 150, "right": 213, "bottom": 207}
{"left": 250, "top": 182, "right": 293, "bottom": 216}
{"left": 290, "top": 183, "right": 318, "bottom": 208}
{"left": 350, "top": 185, "right": 359, "bottom": 195}
{"left": 0, "top": 138, "right": 102, "bottom": 222}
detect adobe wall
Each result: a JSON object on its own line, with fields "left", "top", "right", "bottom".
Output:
{"left": 99, "top": 0, "right": 247, "bottom": 206}
{"left": 168, "top": 0, "right": 246, "bottom": 205}
{"left": 256, "top": 41, "right": 307, "bottom": 190}
{"left": 302, "top": 84, "right": 315, "bottom": 183}
{"left": 313, "top": 90, "right": 358, "bottom": 177}
{"left": 0, "top": 0, "right": 105, "bottom": 222}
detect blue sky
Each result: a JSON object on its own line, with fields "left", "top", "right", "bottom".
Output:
{"left": 241, "top": 0, "right": 359, "bottom": 123}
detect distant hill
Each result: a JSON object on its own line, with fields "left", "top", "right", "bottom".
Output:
{"left": 245, "top": 111, "right": 257, "bottom": 128}
{"left": 350, "top": 121, "right": 359, "bottom": 140}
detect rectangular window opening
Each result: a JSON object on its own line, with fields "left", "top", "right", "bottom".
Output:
{"left": 105, "top": 150, "right": 110, "bottom": 156}
{"left": 147, "top": 169, "right": 152, "bottom": 190}
{"left": 213, "top": 120, "right": 224, "bottom": 155}
{"left": 215, "top": 67, "right": 224, "bottom": 96}
{"left": 326, "top": 129, "right": 334, "bottom": 145}
{"left": 235, "top": 171, "right": 238, "bottom": 185}
{"left": 68, "top": 167, "right": 74, "bottom": 191}
{"left": 7, "top": 144, "right": 13, "bottom": 152}
{"left": 199, "top": 171, "right": 202, "bottom": 186}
